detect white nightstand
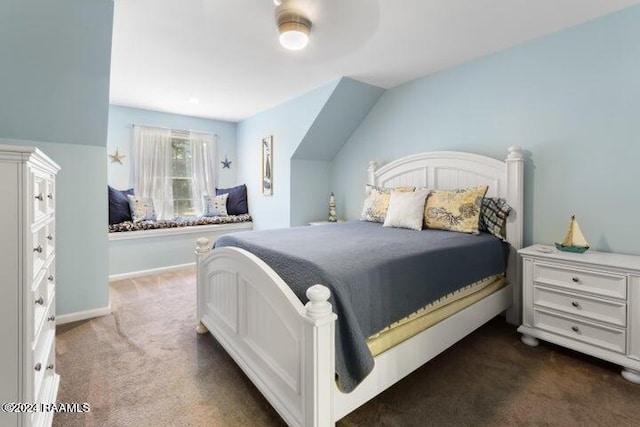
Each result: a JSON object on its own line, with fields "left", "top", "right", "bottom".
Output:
{"left": 309, "top": 220, "right": 345, "bottom": 226}
{"left": 518, "top": 245, "right": 640, "bottom": 384}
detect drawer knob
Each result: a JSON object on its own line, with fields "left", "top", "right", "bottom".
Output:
{"left": 47, "top": 234, "right": 53, "bottom": 241}
{"left": 571, "top": 301, "right": 580, "bottom": 308}
{"left": 46, "top": 364, "right": 54, "bottom": 370}
{"left": 35, "top": 297, "right": 44, "bottom": 305}
{"left": 33, "top": 245, "right": 43, "bottom": 253}
{"left": 35, "top": 193, "right": 44, "bottom": 201}
{"left": 47, "top": 315, "right": 56, "bottom": 322}
{"left": 34, "top": 363, "right": 42, "bottom": 372}
{"left": 571, "top": 326, "right": 580, "bottom": 333}
{"left": 47, "top": 193, "right": 53, "bottom": 200}
{"left": 48, "top": 275, "right": 54, "bottom": 281}
{"left": 572, "top": 277, "right": 580, "bottom": 283}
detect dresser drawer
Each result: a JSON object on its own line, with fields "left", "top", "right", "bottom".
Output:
{"left": 32, "top": 225, "right": 48, "bottom": 278}
{"left": 32, "top": 273, "right": 50, "bottom": 340}
{"left": 533, "top": 309, "right": 626, "bottom": 354}
{"left": 33, "top": 288, "right": 55, "bottom": 346}
{"left": 45, "top": 220, "right": 55, "bottom": 259}
{"left": 534, "top": 286, "right": 626, "bottom": 327}
{"left": 44, "top": 262, "right": 56, "bottom": 304}
{"left": 33, "top": 337, "right": 55, "bottom": 406}
{"left": 45, "top": 178, "right": 55, "bottom": 214}
{"left": 32, "top": 173, "right": 48, "bottom": 223}
{"left": 533, "top": 262, "right": 626, "bottom": 300}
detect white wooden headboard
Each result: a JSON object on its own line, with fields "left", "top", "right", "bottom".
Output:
{"left": 367, "top": 146, "right": 525, "bottom": 324}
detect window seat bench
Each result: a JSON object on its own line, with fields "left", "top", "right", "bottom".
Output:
{"left": 108, "top": 214, "right": 253, "bottom": 280}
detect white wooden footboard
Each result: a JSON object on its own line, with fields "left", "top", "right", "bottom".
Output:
{"left": 195, "top": 239, "right": 337, "bottom": 427}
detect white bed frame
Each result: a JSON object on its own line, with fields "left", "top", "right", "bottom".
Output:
{"left": 195, "top": 146, "right": 524, "bottom": 426}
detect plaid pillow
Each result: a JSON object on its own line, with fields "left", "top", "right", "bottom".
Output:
{"left": 479, "top": 197, "right": 512, "bottom": 240}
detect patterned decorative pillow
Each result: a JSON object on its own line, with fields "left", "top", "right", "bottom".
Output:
{"left": 203, "top": 193, "right": 229, "bottom": 217}
{"left": 127, "top": 195, "right": 157, "bottom": 222}
{"left": 383, "top": 189, "right": 430, "bottom": 231}
{"left": 479, "top": 197, "right": 512, "bottom": 240}
{"left": 424, "top": 185, "right": 488, "bottom": 234}
{"left": 360, "top": 185, "right": 415, "bottom": 223}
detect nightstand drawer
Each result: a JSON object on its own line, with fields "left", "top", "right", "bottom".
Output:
{"left": 534, "top": 309, "right": 626, "bottom": 354}
{"left": 534, "top": 286, "right": 626, "bottom": 327}
{"left": 534, "top": 263, "right": 626, "bottom": 300}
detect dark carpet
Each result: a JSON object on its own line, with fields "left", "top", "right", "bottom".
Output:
{"left": 54, "top": 269, "right": 640, "bottom": 426}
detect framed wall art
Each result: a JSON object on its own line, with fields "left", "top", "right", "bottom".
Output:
{"left": 262, "top": 135, "right": 273, "bottom": 196}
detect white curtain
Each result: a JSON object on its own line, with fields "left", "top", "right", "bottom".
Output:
{"left": 132, "top": 125, "right": 174, "bottom": 219}
{"left": 190, "top": 131, "right": 218, "bottom": 215}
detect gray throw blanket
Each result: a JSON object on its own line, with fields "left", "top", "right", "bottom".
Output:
{"left": 215, "top": 221, "right": 508, "bottom": 392}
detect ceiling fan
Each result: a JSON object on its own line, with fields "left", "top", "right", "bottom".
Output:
{"left": 273, "top": 0, "right": 317, "bottom": 50}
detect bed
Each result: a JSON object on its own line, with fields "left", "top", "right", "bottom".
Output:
{"left": 195, "top": 147, "right": 524, "bottom": 426}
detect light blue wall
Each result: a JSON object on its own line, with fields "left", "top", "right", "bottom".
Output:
{"left": 331, "top": 5, "right": 640, "bottom": 255}
{"left": 107, "top": 105, "right": 238, "bottom": 190}
{"left": 30, "top": 141, "right": 108, "bottom": 314}
{"left": 237, "top": 81, "right": 339, "bottom": 230}
{"left": 0, "top": 0, "right": 113, "bottom": 146}
{"left": 290, "top": 160, "right": 332, "bottom": 225}
{"left": 0, "top": 0, "right": 113, "bottom": 316}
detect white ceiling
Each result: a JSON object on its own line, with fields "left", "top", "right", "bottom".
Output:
{"left": 110, "top": 0, "right": 640, "bottom": 122}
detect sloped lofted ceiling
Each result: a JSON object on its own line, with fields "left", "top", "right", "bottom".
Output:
{"left": 110, "top": 0, "right": 640, "bottom": 122}
{"left": 292, "top": 78, "right": 384, "bottom": 161}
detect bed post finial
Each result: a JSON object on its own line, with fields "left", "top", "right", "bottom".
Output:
{"left": 305, "top": 285, "right": 332, "bottom": 320}
{"left": 196, "top": 237, "right": 211, "bottom": 255}
{"left": 367, "top": 161, "right": 378, "bottom": 186}
{"left": 507, "top": 145, "right": 523, "bottom": 160}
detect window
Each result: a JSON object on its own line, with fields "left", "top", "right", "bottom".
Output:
{"left": 171, "top": 134, "right": 195, "bottom": 216}
{"left": 132, "top": 125, "right": 217, "bottom": 220}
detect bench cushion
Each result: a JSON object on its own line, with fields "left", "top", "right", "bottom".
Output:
{"left": 108, "top": 213, "right": 252, "bottom": 233}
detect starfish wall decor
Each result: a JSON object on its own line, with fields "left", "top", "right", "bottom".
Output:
{"left": 221, "top": 157, "right": 232, "bottom": 169}
{"left": 109, "top": 148, "right": 126, "bottom": 164}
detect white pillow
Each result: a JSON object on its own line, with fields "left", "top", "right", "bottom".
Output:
{"left": 383, "top": 189, "right": 429, "bottom": 231}
{"left": 203, "top": 193, "right": 229, "bottom": 217}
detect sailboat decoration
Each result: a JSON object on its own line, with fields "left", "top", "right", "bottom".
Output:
{"left": 555, "top": 215, "right": 589, "bottom": 253}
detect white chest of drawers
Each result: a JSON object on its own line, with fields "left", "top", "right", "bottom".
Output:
{"left": 0, "top": 145, "right": 61, "bottom": 427}
{"left": 518, "top": 245, "right": 640, "bottom": 384}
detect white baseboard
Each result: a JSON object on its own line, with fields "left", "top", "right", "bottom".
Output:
{"left": 108, "top": 262, "right": 196, "bottom": 282}
{"left": 56, "top": 305, "right": 112, "bottom": 325}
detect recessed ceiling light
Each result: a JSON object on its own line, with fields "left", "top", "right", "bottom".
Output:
{"left": 189, "top": 97, "right": 199, "bottom": 104}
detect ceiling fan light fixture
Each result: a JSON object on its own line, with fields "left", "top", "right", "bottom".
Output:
{"left": 278, "top": 20, "right": 310, "bottom": 50}
{"left": 276, "top": 4, "right": 311, "bottom": 51}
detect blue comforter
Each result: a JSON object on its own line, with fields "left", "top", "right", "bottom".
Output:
{"left": 215, "top": 220, "right": 508, "bottom": 392}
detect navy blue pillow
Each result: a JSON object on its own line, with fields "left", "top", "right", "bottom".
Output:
{"left": 215, "top": 184, "right": 248, "bottom": 215}
{"left": 108, "top": 186, "right": 135, "bottom": 225}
